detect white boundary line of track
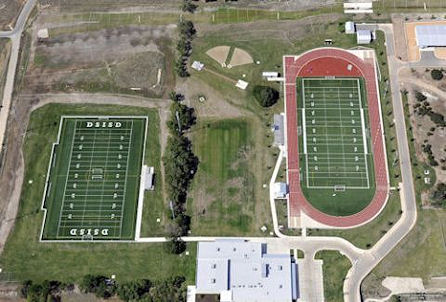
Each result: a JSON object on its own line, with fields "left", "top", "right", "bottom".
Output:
{"left": 39, "top": 115, "right": 148, "bottom": 243}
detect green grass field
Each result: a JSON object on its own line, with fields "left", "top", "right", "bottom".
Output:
{"left": 42, "top": 117, "right": 146, "bottom": 240}
{"left": 316, "top": 251, "right": 352, "bottom": 302}
{"left": 189, "top": 119, "right": 260, "bottom": 235}
{"left": 0, "top": 104, "right": 196, "bottom": 283}
{"left": 297, "top": 78, "right": 375, "bottom": 216}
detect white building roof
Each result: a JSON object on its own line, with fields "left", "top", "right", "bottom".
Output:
{"left": 345, "top": 21, "right": 355, "bottom": 34}
{"left": 357, "top": 30, "right": 372, "bottom": 44}
{"left": 195, "top": 240, "right": 297, "bottom": 302}
{"left": 415, "top": 25, "right": 446, "bottom": 48}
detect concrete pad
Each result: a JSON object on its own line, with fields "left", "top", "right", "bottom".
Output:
{"left": 297, "top": 258, "right": 324, "bottom": 302}
{"left": 382, "top": 277, "right": 425, "bottom": 295}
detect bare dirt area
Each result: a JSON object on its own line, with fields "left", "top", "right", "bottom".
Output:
{"left": 391, "top": 15, "right": 409, "bottom": 61}
{"left": 176, "top": 77, "right": 245, "bottom": 119}
{"left": 0, "top": 39, "right": 11, "bottom": 106}
{"left": 0, "top": 0, "right": 24, "bottom": 30}
{"left": 196, "top": 13, "right": 343, "bottom": 43}
{"left": 206, "top": 45, "right": 230, "bottom": 65}
{"left": 229, "top": 48, "right": 254, "bottom": 67}
{"left": 399, "top": 68, "right": 446, "bottom": 185}
{"left": 27, "top": 25, "right": 175, "bottom": 98}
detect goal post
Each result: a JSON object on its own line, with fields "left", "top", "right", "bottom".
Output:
{"left": 334, "top": 185, "right": 346, "bottom": 192}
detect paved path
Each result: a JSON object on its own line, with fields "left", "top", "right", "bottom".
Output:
{"left": 0, "top": 0, "right": 37, "bottom": 155}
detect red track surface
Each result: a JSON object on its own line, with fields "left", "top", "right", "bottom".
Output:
{"left": 284, "top": 48, "right": 389, "bottom": 227}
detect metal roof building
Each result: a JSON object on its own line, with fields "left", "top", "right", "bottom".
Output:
{"left": 190, "top": 239, "right": 298, "bottom": 302}
{"left": 357, "top": 30, "right": 372, "bottom": 44}
{"left": 415, "top": 25, "right": 446, "bottom": 48}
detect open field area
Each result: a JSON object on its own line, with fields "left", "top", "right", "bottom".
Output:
{"left": 0, "top": 39, "right": 11, "bottom": 109}
{"left": 297, "top": 77, "right": 375, "bottom": 216}
{"left": 28, "top": 22, "right": 175, "bottom": 98}
{"left": 316, "top": 251, "right": 352, "bottom": 302}
{"left": 189, "top": 119, "right": 266, "bottom": 236}
{"left": 0, "top": 104, "right": 196, "bottom": 282}
{"left": 42, "top": 117, "right": 146, "bottom": 240}
{"left": 0, "top": 0, "right": 23, "bottom": 30}
{"left": 363, "top": 210, "right": 446, "bottom": 299}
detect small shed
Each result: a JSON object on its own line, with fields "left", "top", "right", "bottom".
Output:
{"left": 273, "top": 182, "right": 288, "bottom": 199}
{"left": 191, "top": 61, "right": 204, "bottom": 71}
{"left": 357, "top": 30, "right": 372, "bottom": 44}
{"left": 145, "top": 166, "right": 155, "bottom": 190}
{"left": 37, "top": 28, "right": 49, "bottom": 40}
{"left": 262, "top": 71, "right": 279, "bottom": 78}
{"left": 235, "top": 79, "right": 249, "bottom": 90}
{"left": 345, "top": 21, "right": 356, "bottom": 34}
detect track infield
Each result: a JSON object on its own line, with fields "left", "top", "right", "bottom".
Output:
{"left": 41, "top": 116, "right": 147, "bottom": 241}
{"left": 297, "top": 77, "right": 376, "bottom": 215}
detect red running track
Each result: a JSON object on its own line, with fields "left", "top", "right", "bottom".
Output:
{"left": 284, "top": 48, "right": 389, "bottom": 228}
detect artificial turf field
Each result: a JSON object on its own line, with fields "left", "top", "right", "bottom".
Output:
{"left": 41, "top": 116, "right": 147, "bottom": 241}
{"left": 297, "top": 77, "right": 376, "bottom": 216}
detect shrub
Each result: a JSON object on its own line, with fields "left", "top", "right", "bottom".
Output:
{"left": 253, "top": 86, "right": 279, "bottom": 107}
{"left": 431, "top": 69, "right": 444, "bottom": 80}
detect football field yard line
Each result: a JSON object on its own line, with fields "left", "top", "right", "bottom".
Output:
{"left": 56, "top": 124, "right": 78, "bottom": 236}
{"left": 97, "top": 129, "right": 112, "bottom": 227}
{"left": 300, "top": 78, "right": 371, "bottom": 189}
{"left": 119, "top": 120, "right": 133, "bottom": 238}
{"left": 337, "top": 86, "right": 347, "bottom": 183}
{"left": 80, "top": 127, "right": 98, "bottom": 230}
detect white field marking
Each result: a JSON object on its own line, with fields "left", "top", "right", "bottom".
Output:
{"left": 337, "top": 86, "right": 348, "bottom": 179}
{"left": 302, "top": 78, "right": 370, "bottom": 189}
{"left": 56, "top": 120, "right": 79, "bottom": 236}
{"left": 356, "top": 78, "right": 370, "bottom": 188}
{"left": 119, "top": 120, "right": 134, "bottom": 238}
{"left": 79, "top": 127, "right": 99, "bottom": 230}
{"left": 96, "top": 128, "right": 113, "bottom": 227}
{"left": 40, "top": 116, "right": 146, "bottom": 242}
{"left": 302, "top": 109, "right": 307, "bottom": 154}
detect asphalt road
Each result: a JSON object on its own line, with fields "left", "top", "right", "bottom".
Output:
{"left": 0, "top": 0, "right": 37, "bottom": 156}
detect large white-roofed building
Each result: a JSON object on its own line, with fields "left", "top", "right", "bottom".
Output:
{"left": 188, "top": 239, "right": 299, "bottom": 302}
{"left": 415, "top": 25, "right": 446, "bottom": 49}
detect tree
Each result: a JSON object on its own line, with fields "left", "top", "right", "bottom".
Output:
{"left": 164, "top": 236, "right": 187, "bottom": 254}
{"left": 414, "top": 91, "right": 427, "bottom": 102}
{"left": 79, "top": 275, "right": 116, "bottom": 299}
{"left": 432, "top": 183, "right": 446, "bottom": 207}
{"left": 117, "top": 279, "right": 152, "bottom": 301}
{"left": 431, "top": 69, "right": 444, "bottom": 80}
{"left": 253, "top": 85, "right": 279, "bottom": 107}
{"left": 182, "top": 1, "right": 197, "bottom": 13}
{"left": 167, "top": 101, "right": 196, "bottom": 133}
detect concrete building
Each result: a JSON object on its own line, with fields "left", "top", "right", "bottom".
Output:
{"left": 188, "top": 240, "right": 298, "bottom": 302}
{"left": 273, "top": 114, "right": 285, "bottom": 146}
{"left": 345, "top": 21, "right": 356, "bottom": 34}
{"left": 415, "top": 25, "right": 446, "bottom": 49}
{"left": 273, "top": 182, "right": 288, "bottom": 199}
{"left": 357, "top": 29, "right": 372, "bottom": 44}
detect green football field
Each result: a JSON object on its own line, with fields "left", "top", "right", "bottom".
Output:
{"left": 297, "top": 78, "right": 376, "bottom": 216}
{"left": 41, "top": 116, "right": 147, "bottom": 240}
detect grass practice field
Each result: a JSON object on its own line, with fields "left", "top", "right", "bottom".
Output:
{"left": 42, "top": 116, "right": 147, "bottom": 240}
{"left": 297, "top": 78, "right": 376, "bottom": 216}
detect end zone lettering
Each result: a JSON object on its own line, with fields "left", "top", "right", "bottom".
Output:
{"left": 86, "top": 121, "right": 122, "bottom": 128}
{"left": 70, "top": 228, "right": 109, "bottom": 236}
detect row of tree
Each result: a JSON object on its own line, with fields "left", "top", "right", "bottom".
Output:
{"left": 20, "top": 275, "right": 187, "bottom": 302}
{"left": 163, "top": 92, "right": 198, "bottom": 254}
{"left": 175, "top": 20, "right": 196, "bottom": 77}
